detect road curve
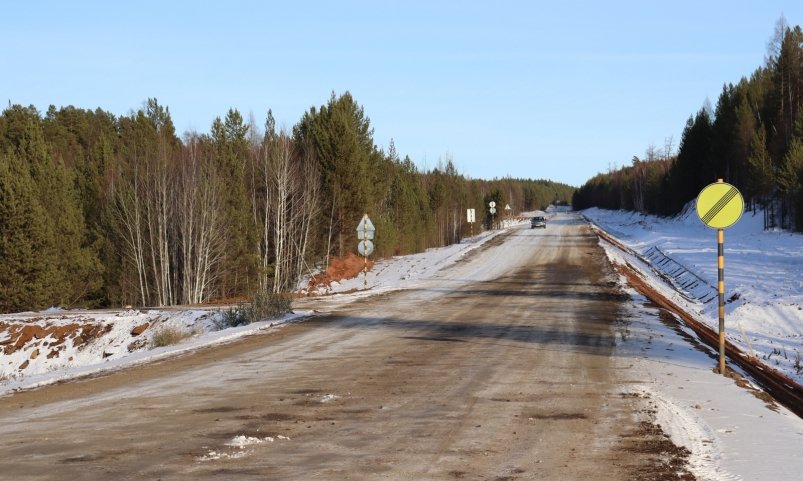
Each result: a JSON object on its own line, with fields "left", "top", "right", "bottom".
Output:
{"left": 0, "top": 213, "right": 676, "bottom": 480}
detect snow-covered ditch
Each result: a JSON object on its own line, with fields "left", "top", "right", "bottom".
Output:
{"left": 588, "top": 205, "right": 803, "bottom": 480}
{"left": 584, "top": 204, "right": 803, "bottom": 385}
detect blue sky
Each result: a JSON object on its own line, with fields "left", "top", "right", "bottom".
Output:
{"left": 4, "top": 1, "right": 803, "bottom": 186}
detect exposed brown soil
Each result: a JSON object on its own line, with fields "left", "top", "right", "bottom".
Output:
{"left": 618, "top": 420, "right": 695, "bottom": 480}
{"left": 306, "top": 254, "right": 374, "bottom": 290}
{"left": 0, "top": 320, "right": 113, "bottom": 365}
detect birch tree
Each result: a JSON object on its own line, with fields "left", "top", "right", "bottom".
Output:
{"left": 113, "top": 100, "right": 180, "bottom": 306}
{"left": 177, "top": 134, "right": 226, "bottom": 304}
{"left": 258, "top": 129, "right": 320, "bottom": 293}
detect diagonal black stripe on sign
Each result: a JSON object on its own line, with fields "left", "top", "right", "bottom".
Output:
{"left": 702, "top": 186, "right": 738, "bottom": 224}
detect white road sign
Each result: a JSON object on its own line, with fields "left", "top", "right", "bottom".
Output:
{"left": 356, "top": 214, "right": 376, "bottom": 240}
{"left": 358, "top": 239, "right": 374, "bottom": 256}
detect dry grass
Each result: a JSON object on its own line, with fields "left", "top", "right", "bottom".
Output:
{"left": 150, "top": 326, "right": 192, "bottom": 348}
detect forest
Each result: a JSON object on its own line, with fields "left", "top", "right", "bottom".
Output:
{"left": 0, "top": 92, "right": 574, "bottom": 313}
{"left": 573, "top": 18, "right": 803, "bottom": 231}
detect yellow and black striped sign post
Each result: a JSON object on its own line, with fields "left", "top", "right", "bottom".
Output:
{"left": 696, "top": 179, "right": 744, "bottom": 375}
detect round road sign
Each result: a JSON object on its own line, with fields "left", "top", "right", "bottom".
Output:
{"left": 696, "top": 181, "right": 744, "bottom": 229}
{"left": 489, "top": 207, "right": 496, "bottom": 214}
{"left": 489, "top": 201, "right": 496, "bottom": 208}
{"left": 358, "top": 239, "right": 374, "bottom": 256}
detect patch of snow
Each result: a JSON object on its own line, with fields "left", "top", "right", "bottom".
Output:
{"left": 635, "top": 386, "right": 730, "bottom": 481}
{"left": 198, "top": 433, "right": 290, "bottom": 462}
{"left": 226, "top": 435, "right": 275, "bottom": 448}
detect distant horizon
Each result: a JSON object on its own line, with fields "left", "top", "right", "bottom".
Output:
{"left": 5, "top": 1, "right": 803, "bottom": 186}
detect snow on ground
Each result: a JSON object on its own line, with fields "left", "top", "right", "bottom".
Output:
{"left": 0, "top": 308, "right": 306, "bottom": 395}
{"left": 0, "top": 216, "right": 531, "bottom": 396}
{"left": 3, "top": 207, "right": 802, "bottom": 479}
{"left": 199, "top": 434, "right": 291, "bottom": 462}
{"left": 587, "top": 204, "right": 803, "bottom": 480}
{"left": 583, "top": 204, "right": 803, "bottom": 385}
{"left": 616, "top": 290, "right": 803, "bottom": 481}
{"left": 298, "top": 216, "right": 531, "bottom": 296}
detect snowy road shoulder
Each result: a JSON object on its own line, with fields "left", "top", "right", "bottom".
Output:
{"left": 615, "top": 268, "right": 803, "bottom": 480}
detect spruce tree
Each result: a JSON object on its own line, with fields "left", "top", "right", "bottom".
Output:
{"left": 211, "top": 109, "right": 259, "bottom": 298}
{"left": 0, "top": 105, "right": 101, "bottom": 309}
{"left": 0, "top": 151, "right": 59, "bottom": 312}
{"left": 747, "top": 126, "right": 774, "bottom": 199}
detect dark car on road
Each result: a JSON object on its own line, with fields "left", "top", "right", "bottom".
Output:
{"left": 531, "top": 216, "right": 546, "bottom": 229}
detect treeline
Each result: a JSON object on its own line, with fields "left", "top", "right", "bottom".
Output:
{"left": 573, "top": 18, "right": 803, "bottom": 229}
{"left": 0, "top": 92, "right": 574, "bottom": 313}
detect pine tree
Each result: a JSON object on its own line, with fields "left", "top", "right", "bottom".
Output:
{"left": 669, "top": 108, "right": 714, "bottom": 213}
{"left": 778, "top": 137, "right": 803, "bottom": 193}
{"left": 0, "top": 105, "right": 101, "bottom": 308}
{"left": 43, "top": 106, "right": 118, "bottom": 305}
{"left": 211, "top": 109, "right": 260, "bottom": 298}
{"left": 747, "top": 126, "right": 774, "bottom": 198}
{"left": 294, "top": 92, "right": 377, "bottom": 258}
{"left": 0, "top": 151, "right": 59, "bottom": 312}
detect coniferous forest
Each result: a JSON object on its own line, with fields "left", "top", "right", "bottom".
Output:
{"left": 573, "top": 19, "right": 803, "bottom": 231}
{"left": 0, "top": 92, "right": 574, "bottom": 313}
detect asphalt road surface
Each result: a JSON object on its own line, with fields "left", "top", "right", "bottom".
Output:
{"left": 0, "top": 213, "right": 680, "bottom": 480}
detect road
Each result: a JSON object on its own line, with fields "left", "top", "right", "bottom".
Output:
{"left": 0, "top": 213, "right": 684, "bottom": 480}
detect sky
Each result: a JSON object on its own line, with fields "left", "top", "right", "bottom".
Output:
{"left": 4, "top": 1, "right": 803, "bottom": 186}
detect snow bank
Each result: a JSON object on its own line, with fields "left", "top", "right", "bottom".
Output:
{"left": 584, "top": 204, "right": 803, "bottom": 384}
{"left": 297, "top": 215, "right": 531, "bottom": 295}
{"left": 0, "top": 308, "right": 306, "bottom": 395}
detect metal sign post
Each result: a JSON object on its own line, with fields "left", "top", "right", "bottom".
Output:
{"left": 356, "top": 214, "right": 376, "bottom": 288}
{"left": 696, "top": 179, "right": 744, "bottom": 375}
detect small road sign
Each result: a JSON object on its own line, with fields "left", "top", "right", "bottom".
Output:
{"left": 357, "top": 214, "right": 376, "bottom": 239}
{"left": 356, "top": 213, "right": 376, "bottom": 288}
{"left": 358, "top": 239, "right": 374, "bottom": 256}
{"left": 489, "top": 201, "right": 496, "bottom": 208}
{"left": 695, "top": 179, "right": 743, "bottom": 376}
{"left": 489, "top": 207, "right": 496, "bottom": 214}
{"left": 467, "top": 208, "right": 475, "bottom": 223}
{"left": 696, "top": 181, "right": 744, "bottom": 229}
{"left": 504, "top": 204, "right": 511, "bottom": 211}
